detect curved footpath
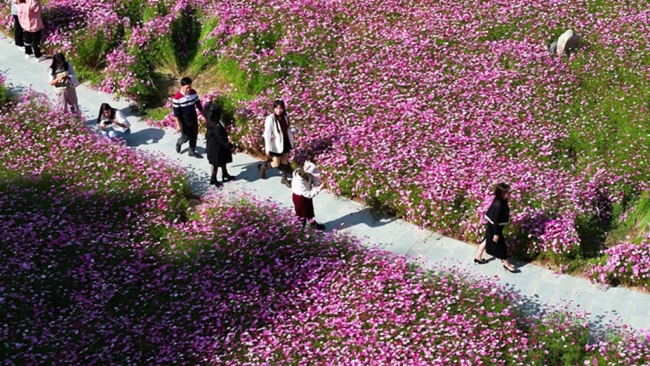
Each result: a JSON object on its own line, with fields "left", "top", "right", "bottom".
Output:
{"left": 1, "top": 35, "right": 648, "bottom": 332}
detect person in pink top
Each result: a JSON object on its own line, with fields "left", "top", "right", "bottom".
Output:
{"left": 15, "top": 0, "right": 45, "bottom": 61}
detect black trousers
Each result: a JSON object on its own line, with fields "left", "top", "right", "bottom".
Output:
{"left": 24, "top": 29, "right": 43, "bottom": 58}
{"left": 177, "top": 121, "right": 198, "bottom": 151}
{"left": 13, "top": 15, "right": 24, "bottom": 47}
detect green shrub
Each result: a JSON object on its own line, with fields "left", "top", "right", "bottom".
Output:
{"left": 187, "top": 16, "right": 221, "bottom": 76}
{"left": 72, "top": 29, "right": 117, "bottom": 70}
{"left": 118, "top": 0, "right": 149, "bottom": 24}
{"left": 0, "top": 82, "right": 11, "bottom": 108}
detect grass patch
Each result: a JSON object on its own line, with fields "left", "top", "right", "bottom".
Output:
{"left": 607, "top": 193, "right": 650, "bottom": 245}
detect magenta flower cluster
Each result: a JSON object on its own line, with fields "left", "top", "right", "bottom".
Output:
{"left": 588, "top": 236, "right": 650, "bottom": 288}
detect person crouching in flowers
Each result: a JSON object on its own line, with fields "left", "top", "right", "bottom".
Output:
{"left": 292, "top": 161, "right": 326, "bottom": 230}
{"left": 204, "top": 102, "right": 239, "bottom": 187}
{"left": 475, "top": 183, "right": 520, "bottom": 273}
{"left": 97, "top": 103, "right": 131, "bottom": 139}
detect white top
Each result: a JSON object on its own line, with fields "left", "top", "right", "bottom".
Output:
{"left": 263, "top": 113, "right": 294, "bottom": 154}
{"left": 48, "top": 62, "right": 80, "bottom": 88}
{"left": 100, "top": 110, "right": 131, "bottom": 132}
{"left": 291, "top": 170, "right": 321, "bottom": 199}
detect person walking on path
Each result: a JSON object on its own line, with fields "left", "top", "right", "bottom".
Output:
{"left": 9, "top": 0, "right": 25, "bottom": 48}
{"left": 475, "top": 183, "right": 520, "bottom": 273}
{"left": 48, "top": 53, "right": 80, "bottom": 112}
{"left": 97, "top": 103, "right": 131, "bottom": 139}
{"left": 204, "top": 102, "right": 239, "bottom": 187}
{"left": 15, "top": 0, "right": 45, "bottom": 61}
{"left": 292, "top": 161, "right": 326, "bottom": 230}
{"left": 259, "top": 99, "right": 294, "bottom": 188}
{"left": 173, "top": 77, "right": 204, "bottom": 158}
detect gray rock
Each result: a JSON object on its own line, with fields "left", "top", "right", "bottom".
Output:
{"left": 556, "top": 29, "right": 580, "bottom": 56}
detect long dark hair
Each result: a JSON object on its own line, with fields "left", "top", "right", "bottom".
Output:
{"left": 49, "top": 53, "right": 70, "bottom": 76}
{"left": 272, "top": 99, "right": 287, "bottom": 125}
{"left": 205, "top": 103, "right": 223, "bottom": 130}
{"left": 97, "top": 103, "right": 116, "bottom": 124}
{"left": 493, "top": 183, "right": 511, "bottom": 204}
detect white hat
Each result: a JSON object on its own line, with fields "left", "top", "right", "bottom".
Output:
{"left": 303, "top": 161, "right": 320, "bottom": 177}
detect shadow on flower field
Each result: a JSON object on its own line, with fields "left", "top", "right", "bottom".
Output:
{"left": 0, "top": 175, "right": 364, "bottom": 364}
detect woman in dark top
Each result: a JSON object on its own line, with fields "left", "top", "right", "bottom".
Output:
{"left": 204, "top": 103, "right": 239, "bottom": 187}
{"left": 475, "top": 183, "right": 520, "bottom": 273}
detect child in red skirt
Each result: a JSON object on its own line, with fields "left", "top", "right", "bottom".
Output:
{"left": 291, "top": 161, "right": 326, "bottom": 230}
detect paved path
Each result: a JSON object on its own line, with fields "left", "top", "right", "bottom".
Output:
{"left": 1, "top": 34, "right": 648, "bottom": 332}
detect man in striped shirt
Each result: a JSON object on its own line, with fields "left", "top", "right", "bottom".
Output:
{"left": 173, "top": 77, "right": 204, "bottom": 158}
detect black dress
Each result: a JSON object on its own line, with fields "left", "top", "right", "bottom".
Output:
{"left": 206, "top": 123, "right": 235, "bottom": 166}
{"left": 485, "top": 200, "right": 510, "bottom": 260}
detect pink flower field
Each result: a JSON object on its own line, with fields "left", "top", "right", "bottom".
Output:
{"left": 3, "top": 0, "right": 648, "bottom": 278}
{"left": 1, "top": 79, "right": 650, "bottom": 365}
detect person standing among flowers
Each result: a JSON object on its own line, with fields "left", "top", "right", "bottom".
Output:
{"left": 173, "top": 77, "right": 204, "bottom": 158}
{"left": 292, "top": 161, "right": 326, "bottom": 230}
{"left": 96, "top": 103, "right": 131, "bottom": 139}
{"left": 9, "top": 0, "right": 25, "bottom": 48}
{"left": 474, "top": 183, "right": 520, "bottom": 273}
{"left": 48, "top": 53, "right": 80, "bottom": 112}
{"left": 15, "top": 0, "right": 45, "bottom": 61}
{"left": 259, "top": 99, "right": 294, "bottom": 188}
{"left": 204, "top": 102, "right": 239, "bottom": 187}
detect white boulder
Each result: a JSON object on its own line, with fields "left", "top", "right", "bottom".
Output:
{"left": 556, "top": 30, "right": 581, "bottom": 56}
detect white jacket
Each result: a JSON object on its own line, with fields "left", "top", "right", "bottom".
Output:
{"left": 263, "top": 113, "right": 294, "bottom": 154}
{"left": 291, "top": 170, "right": 321, "bottom": 198}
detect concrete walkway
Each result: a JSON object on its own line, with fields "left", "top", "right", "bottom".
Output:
{"left": 1, "top": 34, "right": 648, "bottom": 332}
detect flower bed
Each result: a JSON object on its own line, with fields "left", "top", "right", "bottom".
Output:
{"left": 0, "top": 81, "right": 649, "bottom": 364}
{"left": 1, "top": 0, "right": 649, "bottom": 280}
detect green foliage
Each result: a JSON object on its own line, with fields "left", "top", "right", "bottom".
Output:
{"left": 144, "top": 107, "right": 172, "bottom": 121}
{"left": 216, "top": 58, "right": 275, "bottom": 101}
{"left": 170, "top": 8, "right": 203, "bottom": 72}
{"left": 119, "top": 47, "right": 163, "bottom": 106}
{"left": 608, "top": 192, "right": 650, "bottom": 245}
{"left": 574, "top": 213, "right": 606, "bottom": 258}
{"left": 210, "top": 94, "right": 236, "bottom": 125}
{"left": 0, "top": 82, "right": 11, "bottom": 108}
{"left": 118, "top": 0, "right": 149, "bottom": 24}
{"left": 72, "top": 29, "right": 117, "bottom": 71}
{"left": 187, "top": 16, "right": 221, "bottom": 76}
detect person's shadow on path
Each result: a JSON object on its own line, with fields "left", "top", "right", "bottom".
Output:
{"left": 127, "top": 128, "right": 166, "bottom": 147}
{"left": 322, "top": 207, "right": 396, "bottom": 232}
{"left": 233, "top": 161, "right": 281, "bottom": 183}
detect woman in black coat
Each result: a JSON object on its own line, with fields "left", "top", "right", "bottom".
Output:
{"left": 204, "top": 103, "right": 239, "bottom": 187}
{"left": 474, "top": 183, "right": 520, "bottom": 273}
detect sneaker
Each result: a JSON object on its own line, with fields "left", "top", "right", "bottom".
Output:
{"left": 189, "top": 150, "right": 203, "bottom": 159}
{"left": 175, "top": 143, "right": 181, "bottom": 153}
{"left": 25, "top": 54, "right": 34, "bottom": 59}
{"left": 16, "top": 44, "right": 24, "bottom": 49}
{"left": 36, "top": 55, "right": 48, "bottom": 62}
